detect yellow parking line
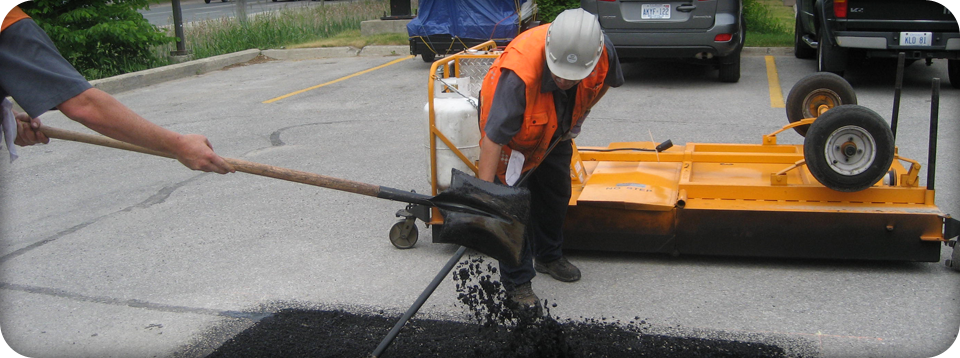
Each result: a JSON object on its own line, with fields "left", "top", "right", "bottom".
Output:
{"left": 263, "top": 55, "right": 415, "bottom": 104}
{"left": 765, "top": 56, "right": 785, "bottom": 108}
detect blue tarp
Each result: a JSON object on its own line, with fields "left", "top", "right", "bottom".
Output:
{"left": 407, "top": 0, "right": 523, "bottom": 41}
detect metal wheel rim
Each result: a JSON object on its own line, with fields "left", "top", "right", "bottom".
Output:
{"left": 823, "top": 125, "right": 877, "bottom": 176}
{"left": 802, "top": 89, "right": 841, "bottom": 119}
{"left": 389, "top": 220, "right": 417, "bottom": 249}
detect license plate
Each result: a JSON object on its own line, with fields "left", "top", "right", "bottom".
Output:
{"left": 900, "top": 32, "right": 932, "bottom": 46}
{"left": 641, "top": 4, "right": 671, "bottom": 20}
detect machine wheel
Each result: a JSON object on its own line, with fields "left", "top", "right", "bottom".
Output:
{"left": 389, "top": 218, "right": 418, "bottom": 249}
{"left": 794, "top": 16, "right": 815, "bottom": 59}
{"left": 949, "top": 59, "right": 959, "bottom": 90}
{"left": 421, "top": 52, "right": 436, "bottom": 63}
{"left": 785, "top": 72, "right": 857, "bottom": 137}
{"left": 204, "top": 0, "right": 211, "bottom": 3}
{"left": 803, "top": 105, "right": 894, "bottom": 192}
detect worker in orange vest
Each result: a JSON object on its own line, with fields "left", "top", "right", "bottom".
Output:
{"left": 478, "top": 8, "right": 624, "bottom": 316}
{"left": 0, "top": 6, "right": 233, "bottom": 173}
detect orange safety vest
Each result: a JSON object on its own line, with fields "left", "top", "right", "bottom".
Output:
{"left": 2, "top": 6, "right": 30, "bottom": 33}
{"left": 479, "top": 24, "right": 609, "bottom": 183}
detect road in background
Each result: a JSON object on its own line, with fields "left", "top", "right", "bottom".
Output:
{"left": 0, "top": 52, "right": 957, "bottom": 358}
{"left": 139, "top": 0, "right": 341, "bottom": 27}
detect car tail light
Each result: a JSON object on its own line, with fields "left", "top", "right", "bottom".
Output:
{"left": 714, "top": 33, "right": 733, "bottom": 42}
{"left": 834, "top": 0, "right": 848, "bottom": 18}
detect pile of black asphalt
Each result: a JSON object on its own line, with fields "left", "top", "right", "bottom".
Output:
{"left": 205, "top": 257, "right": 798, "bottom": 358}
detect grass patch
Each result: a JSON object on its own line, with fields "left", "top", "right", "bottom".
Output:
{"left": 745, "top": 0, "right": 794, "bottom": 47}
{"left": 152, "top": 0, "right": 390, "bottom": 60}
{"left": 288, "top": 29, "right": 408, "bottom": 49}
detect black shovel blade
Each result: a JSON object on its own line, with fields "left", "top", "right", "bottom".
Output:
{"left": 434, "top": 169, "right": 530, "bottom": 266}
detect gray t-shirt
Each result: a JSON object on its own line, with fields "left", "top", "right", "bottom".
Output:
{"left": 483, "top": 35, "right": 625, "bottom": 145}
{"left": 0, "top": 19, "right": 92, "bottom": 118}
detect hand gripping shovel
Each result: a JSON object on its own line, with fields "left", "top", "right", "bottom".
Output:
{"left": 38, "top": 126, "right": 528, "bottom": 266}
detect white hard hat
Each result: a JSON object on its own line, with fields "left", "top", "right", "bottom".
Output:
{"left": 545, "top": 9, "right": 604, "bottom": 81}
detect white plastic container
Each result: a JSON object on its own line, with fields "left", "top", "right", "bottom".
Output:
{"left": 425, "top": 77, "right": 481, "bottom": 189}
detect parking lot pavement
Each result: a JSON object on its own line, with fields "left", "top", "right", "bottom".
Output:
{"left": 0, "top": 49, "right": 957, "bottom": 357}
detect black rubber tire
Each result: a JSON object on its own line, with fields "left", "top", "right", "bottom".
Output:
{"left": 794, "top": 15, "right": 815, "bottom": 59}
{"left": 785, "top": 72, "right": 857, "bottom": 137}
{"left": 949, "top": 59, "right": 959, "bottom": 90}
{"left": 421, "top": 52, "right": 436, "bottom": 63}
{"left": 803, "top": 105, "right": 894, "bottom": 192}
{"left": 718, "top": 15, "right": 744, "bottom": 83}
{"left": 817, "top": 32, "right": 846, "bottom": 77}
{"left": 718, "top": 50, "right": 740, "bottom": 83}
{"left": 204, "top": 0, "right": 211, "bottom": 3}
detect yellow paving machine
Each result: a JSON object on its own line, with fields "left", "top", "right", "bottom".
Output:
{"left": 390, "top": 43, "right": 960, "bottom": 267}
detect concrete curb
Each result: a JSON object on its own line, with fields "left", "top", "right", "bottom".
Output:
{"left": 742, "top": 47, "right": 794, "bottom": 56}
{"left": 90, "top": 49, "right": 261, "bottom": 94}
{"left": 91, "top": 46, "right": 791, "bottom": 94}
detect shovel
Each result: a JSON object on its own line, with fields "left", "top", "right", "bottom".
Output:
{"left": 38, "top": 126, "right": 528, "bottom": 266}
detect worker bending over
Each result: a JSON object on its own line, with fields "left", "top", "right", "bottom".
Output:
{"left": 477, "top": 9, "right": 624, "bottom": 315}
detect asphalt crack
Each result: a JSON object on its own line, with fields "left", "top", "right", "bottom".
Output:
{"left": 0, "top": 282, "right": 270, "bottom": 321}
{"left": 0, "top": 174, "right": 204, "bottom": 264}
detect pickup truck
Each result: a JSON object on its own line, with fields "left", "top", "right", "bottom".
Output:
{"left": 794, "top": 0, "right": 959, "bottom": 88}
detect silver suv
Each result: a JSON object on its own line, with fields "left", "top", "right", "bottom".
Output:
{"left": 581, "top": 0, "right": 745, "bottom": 82}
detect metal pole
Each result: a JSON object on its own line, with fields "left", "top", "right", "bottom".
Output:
{"left": 236, "top": 0, "right": 248, "bottom": 25}
{"left": 927, "top": 78, "right": 940, "bottom": 191}
{"left": 891, "top": 52, "right": 905, "bottom": 139}
{"left": 370, "top": 246, "right": 467, "bottom": 358}
{"left": 170, "top": 0, "right": 188, "bottom": 55}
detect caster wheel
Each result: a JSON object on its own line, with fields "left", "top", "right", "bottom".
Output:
{"left": 389, "top": 219, "right": 418, "bottom": 249}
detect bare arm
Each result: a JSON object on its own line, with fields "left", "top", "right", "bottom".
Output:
{"left": 55, "top": 88, "right": 234, "bottom": 174}
{"left": 478, "top": 136, "right": 503, "bottom": 182}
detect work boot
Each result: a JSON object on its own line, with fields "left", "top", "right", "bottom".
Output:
{"left": 535, "top": 256, "right": 581, "bottom": 282}
{"left": 505, "top": 282, "right": 543, "bottom": 318}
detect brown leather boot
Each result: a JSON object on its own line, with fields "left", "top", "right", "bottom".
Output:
{"left": 505, "top": 282, "right": 543, "bottom": 317}
{"left": 535, "top": 256, "right": 581, "bottom": 282}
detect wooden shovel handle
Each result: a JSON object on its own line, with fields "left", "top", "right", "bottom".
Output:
{"left": 39, "top": 126, "right": 380, "bottom": 198}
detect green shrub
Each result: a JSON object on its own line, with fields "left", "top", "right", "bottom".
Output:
{"left": 20, "top": 0, "right": 175, "bottom": 79}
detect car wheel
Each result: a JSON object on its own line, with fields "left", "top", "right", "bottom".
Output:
{"left": 949, "top": 59, "right": 960, "bottom": 89}
{"left": 817, "top": 32, "right": 846, "bottom": 76}
{"left": 718, "top": 16, "right": 744, "bottom": 83}
{"left": 794, "top": 16, "right": 815, "bottom": 59}
{"left": 803, "top": 105, "right": 894, "bottom": 192}
{"left": 785, "top": 72, "right": 857, "bottom": 137}
{"left": 204, "top": 0, "right": 210, "bottom": 3}
{"left": 718, "top": 51, "right": 740, "bottom": 83}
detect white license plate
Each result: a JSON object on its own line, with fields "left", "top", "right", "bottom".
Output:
{"left": 900, "top": 32, "right": 933, "bottom": 46}
{"left": 641, "top": 4, "right": 671, "bottom": 20}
